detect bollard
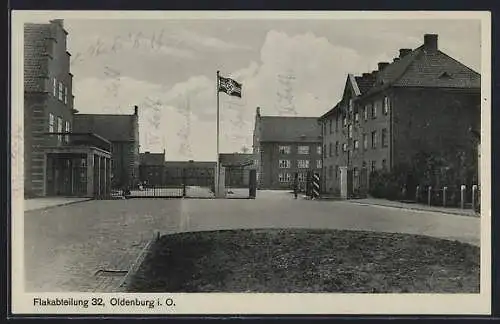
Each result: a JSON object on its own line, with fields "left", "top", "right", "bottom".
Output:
{"left": 427, "top": 186, "right": 432, "bottom": 206}
{"left": 472, "top": 185, "right": 478, "bottom": 212}
{"left": 460, "top": 185, "right": 466, "bottom": 209}
{"left": 443, "top": 186, "right": 447, "bottom": 207}
{"left": 415, "top": 185, "right": 420, "bottom": 203}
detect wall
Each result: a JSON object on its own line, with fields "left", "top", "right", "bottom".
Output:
{"left": 24, "top": 21, "right": 74, "bottom": 197}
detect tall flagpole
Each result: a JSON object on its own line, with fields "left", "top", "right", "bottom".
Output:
{"left": 216, "top": 70, "right": 220, "bottom": 197}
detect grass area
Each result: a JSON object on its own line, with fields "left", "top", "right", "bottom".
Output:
{"left": 127, "top": 229, "right": 480, "bottom": 293}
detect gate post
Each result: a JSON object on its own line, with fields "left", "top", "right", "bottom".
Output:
{"left": 339, "top": 166, "right": 348, "bottom": 199}
{"left": 249, "top": 169, "right": 257, "bottom": 199}
{"left": 182, "top": 168, "right": 186, "bottom": 197}
{"left": 306, "top": 171, "right": 312, "bottom": 198}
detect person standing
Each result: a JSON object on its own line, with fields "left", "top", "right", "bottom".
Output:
{"left": 293, "top": 172, "right": 299, "bottom": 199}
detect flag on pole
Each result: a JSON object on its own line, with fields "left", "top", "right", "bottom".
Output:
{"left": 218, "top": 75, "right": 242, "bottom": 98}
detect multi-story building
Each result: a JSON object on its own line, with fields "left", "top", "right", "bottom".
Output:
{"left": 73, "top": 107, "right": 140, "bottom": 190}
{"left": 319, "top": 34, "right": 481, "bottom": 196}
{"left": 139, "top": 150, "right": 166, "bottom": 186}
{"left": 253, "top": 107, "right": 322, "bottom": 189}
{"left": 24, "top": 19, "right": 112, "bottom": 198}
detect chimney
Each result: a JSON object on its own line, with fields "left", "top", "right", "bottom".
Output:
{"left": 399, "top": 48, "right": 412, "bottom": 58}
{"left": 145, "top": 151, "right": 150, "bottom": 154}
{"left": 256, "top": 107, "right": 261, "bottom": 117}
{"left": 423, "top": 34, "right": 438, "bottom": 52}
{"left": 134, "top": 105, "right": 138, "bottom": 116}
{"left": 377, "top": 62, "right": 389, "bottom": 71}
{"left": 393, "top": 57, "right": 400, "bottom": 62}
{"left": 50, "top": 19, "right": 64, "bottom": 28}
{"left": 362, "top": 73, "right": 371, "bottom": 78}
{"left": 371, "top": 70, "right": 379, "bottom": 78}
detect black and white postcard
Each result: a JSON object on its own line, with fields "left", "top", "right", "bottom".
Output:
{"left": 10, "top": 10, "right": 491, "bottom": 315}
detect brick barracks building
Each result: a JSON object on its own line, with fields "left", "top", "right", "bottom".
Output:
{"left": 24, "top": 19, "right": 140, "bottom": 198}
{"left": 319, "top": 34, "right": 481, "bottom": 197}
{"left": 253, "top": 107, "right": 322, "bottom": 190}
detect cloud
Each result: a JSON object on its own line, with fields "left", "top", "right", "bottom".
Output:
{"left": 73, "top": 30, "right": 373, "bottom": 159}
{"left": 168, "top": 29, "right": 252, "bottom": 51}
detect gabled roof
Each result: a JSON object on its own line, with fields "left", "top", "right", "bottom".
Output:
{"left": 140, "top": 152, "right": 165, "bottom": 166}
{"left": 364, "top": 45, "right": 480, "bottom": 97}
{"left": 259, "top": 116, "right": 322, "bottom": 143}
{"left": 73, "top": 114, "right": 138, "bottom": 142}
{"left": 219, "top": 153, "right": 254, "bottom": 167}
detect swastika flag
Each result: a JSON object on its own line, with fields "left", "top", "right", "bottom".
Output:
{"left": 218, "top": 75, "right": 242, "bottom": 98}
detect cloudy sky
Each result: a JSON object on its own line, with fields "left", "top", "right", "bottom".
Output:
{"left": 31, "top": 15, "right": 483, "bottom": 161}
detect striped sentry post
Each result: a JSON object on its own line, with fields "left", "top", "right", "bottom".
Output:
{"left": 312, "top": 173, "right": 320, "bottom": 200}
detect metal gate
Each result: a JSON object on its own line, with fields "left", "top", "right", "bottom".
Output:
{"left": 128, "top": 167, "right": 215, "bottom": 198}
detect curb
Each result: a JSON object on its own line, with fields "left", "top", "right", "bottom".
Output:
{"left": 24, "top": 198, "right": 94, "bottom": 212}
{"left": 116, "top": 230, "right": 160, "bottom": 292}
{"left": 349, "top": 201, "right": 479, "bottom": 217}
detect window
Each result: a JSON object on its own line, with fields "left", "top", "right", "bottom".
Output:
{"left": 316, "top": 160, "right": 322, "bottom": 169}
{"left": 371, "top": 131, "right": 377, "bottom": 149}
{"left": 382, "top": 159, "right": 387, "bottom": 170}
{"left": 298, "top": 145, "right": 309, "bottom": 155}
{"left": 342, "top": 143, "right": 348, "bottom": 152}
{"left": 48, "top": 113, "right": 55, "bottom": 132}
{"left": 335, "top": 141, "right": 339, "bottom": 156}
{"left": 57, "top": 117, "right": 63, "bottom": 142}
{"left": 279, "top": 160, "right": 291, "bottom": 168}
{"left": 329, "top": 143, "right": 332, "bottom": 157}
{"left": 353, "top": 167, "right": 359, "bottom": 178}
{"left": 363, "top": 134, "right": 368, "bottom": 150}
{"left": 383, "top": 96, "right": 390, "bottom": 115}
{"left": 53, "top": 78, "right": 57, "bottom": 97}
{"left": 317, "top": 145, "right": 322, "bottom": 155}
{"left": 335, "top": 114, "right": 339, "bottom": 131}
{"left": 382, "top": 128, "right": 388, "bottom": 147}
{"left": 347, "top": 150, "right": 351, "bottom": 165}
{"left": 298, "top": 172, "right": 306, "bottom": 182}
{"left": 329, "top": 120, "right": 333, "bottom": 134}
{"left": 343, "top": 116, "right": 347, "bottom": 127}
{"left": 354, "top": 112, "right": 360, "bottom": 123}
{"left": 279, "top": 173, "right": 291, "bottom": 183}
{"left": 279, "top": 145, "right": 291, "bottom": 154}
{"left": 371, "top": 102, "right": 377, "bottom": 119}
{"left": 364, "top": 105, "right": 369, "bottom": 121}
{"left": 64, "top": 121, "right": 71, "bottom": 143}
{"left": 297, "top": 160, "right": 310, "bottom": 169}
{"left": 354, "top": 140, "right": 359, "bottom": 150}
{"left": 348, "top": 124, "right": 353, "bottom": 139}
{"left": 371, "top": 161, "right": 376, "bottom": 173}
{"left": 64, "top": 87, "right": 68, "bottom": 104}
{"left": 335, "top": 165, "right": 339, "bottom": 179}
{"left": 324, "top": 144, "right": 327, "bottom": 157}
{"left": 348, "top": 99, "right": 353, "bottom": 113}
{"left": 58, "top": 82, "right": 63, "bottom": 101}
{"left": 362, "top": 161, "right": 367, "bottom": 169}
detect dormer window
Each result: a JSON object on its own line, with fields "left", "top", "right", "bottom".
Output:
{"left": 439, "top": 72, "right": 453, "bottom": 79}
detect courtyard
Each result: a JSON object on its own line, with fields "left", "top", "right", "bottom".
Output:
{"left": 23, "top": 190, "right": 480, "bottom": 293}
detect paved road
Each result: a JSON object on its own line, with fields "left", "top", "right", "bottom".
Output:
{"left": 23, "top": 190, "right": 480, "bottom": 292}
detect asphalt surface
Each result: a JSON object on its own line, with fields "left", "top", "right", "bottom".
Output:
{"left": 23, "top": 190, "right": 480, "bottom": 292}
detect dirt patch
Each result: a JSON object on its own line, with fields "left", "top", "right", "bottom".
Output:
{"left": 127, "top": 229, "right": 480, "bottom": 293}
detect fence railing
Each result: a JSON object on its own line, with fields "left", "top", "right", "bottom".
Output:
{"left": 410, "top": 184, "right": 480, "bottom": 212}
